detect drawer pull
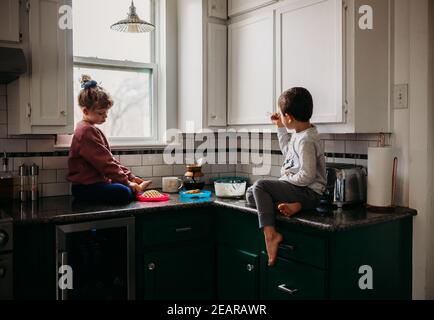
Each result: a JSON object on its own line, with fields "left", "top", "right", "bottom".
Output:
{"left": 246, "top": 264, "right": 255, "bottom": 272}
{"left": 278, "top": 284, "right": 299, "bottom": 295}
{"left": 279, "top": 244, "right": 296, "bottom": 252}
{"left": 176, "top": 227, "right": 193, "bottom": 233}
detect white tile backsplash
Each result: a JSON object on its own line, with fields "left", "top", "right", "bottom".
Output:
{"left": 271, "top": 166, "right": 281, "bottom": 178}
{"left": 0, "top": 139, "right": 27, "bottom": 152}
{"left": 39, "top": 169, "right": 58, "bottom": 183}
{"left": 142, "top": 154, "right": 164, "bottom": 166}
{"left": 43, "top": 157, "right": 68, "bottom": 169}
{"left": 0, "top": 96, "right": 6, "bottom": 110}
{"left": 0, "top": 125, "right": 7, "bottom": 138}
{"left": 131, "top": 166, "right": 153, "bottom": 177}
{"left": 0, "top": 111, "right": 7, "bottom": 125}
{"left": 345, "top": 140, "right": 369, "bottom": 155}
{"left": 324, "top": 140, "right": 345, "bottom": 154}
{"left": 152, "top": 165, "right": 173, "bottom": 177}
{"left": 13, "top": 157, "right": 43, "bottom": 171}
{"left": 27, "top": 138, "right": 56, "bottom": 152}
{"left": 43, "top": 183, "right": 71, "bottom": 197}
{"left": 120, "top": 154, "right": 142, "bottom": 166}
{"left": 57, "top": 169, "right": 69, "bottom": 182}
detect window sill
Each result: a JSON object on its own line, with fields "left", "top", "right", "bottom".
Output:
{"left": 54, "top": 142, "right": 176, "bottom": 151}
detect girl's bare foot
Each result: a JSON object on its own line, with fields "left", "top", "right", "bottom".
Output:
{"left": 278, "top": 203, "right": 302, "bottom": 217}
{"left": 263, "top": 227, "right": 284, "bottom": 267}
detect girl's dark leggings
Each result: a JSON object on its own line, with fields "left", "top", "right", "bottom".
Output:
{"left": 72, "top": 183, "right": 134, "bottom": 204}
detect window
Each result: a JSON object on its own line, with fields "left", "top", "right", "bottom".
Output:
{"left": 73, "top": 0, "right": 157, "bottom": 144}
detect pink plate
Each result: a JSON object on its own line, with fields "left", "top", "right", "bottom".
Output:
{"left": 136, "top": 192, "right": 170, "bottom": 202}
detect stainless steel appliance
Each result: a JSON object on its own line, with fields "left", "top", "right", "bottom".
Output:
{"left": 56, "top": 217, "right": 135, "bottom": 300}
{"left": 325, "top": 164, "right": 367, "bottom": 208}
{"left": 0, "top": 214, "right": 13, "bottom": 300}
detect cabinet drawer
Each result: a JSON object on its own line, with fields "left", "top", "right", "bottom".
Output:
{"left": 277, "top": 228, "right": 327, "bottom": 269}
{"left": 261, "top": 254, "right": 326, "bottom": 300}
{"left": 141, "top": 213, "right": 212, "bottom": 247}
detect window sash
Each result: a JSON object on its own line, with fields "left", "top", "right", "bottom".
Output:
{"left": 73, "top": 56, "right": 159, "bottom": 144}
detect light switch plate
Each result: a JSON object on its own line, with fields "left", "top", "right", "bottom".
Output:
{"left": 394, "top": 84, "right": 408, "bottom": 109}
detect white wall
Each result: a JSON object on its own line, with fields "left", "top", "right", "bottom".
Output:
{"left": 392, "top": 0, "right": 433, "bottom": 300}
{"left": 177, "top": 0, "right": 204, "bottom": 131}
{"left": 405, "top": 0, "right": 433, "bottom": 300}
{"left": 428, "top": 0, "right": 434, "bottom": 300}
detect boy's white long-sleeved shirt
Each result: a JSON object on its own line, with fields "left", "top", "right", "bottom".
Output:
{"left": 277, "top": 126, "right": 327, "bottom": 195}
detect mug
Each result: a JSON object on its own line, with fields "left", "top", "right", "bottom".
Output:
{"left": 162, "top": 177, "right": 183, "bottom": 193}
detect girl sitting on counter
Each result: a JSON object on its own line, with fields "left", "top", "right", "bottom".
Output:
{"left": 67, "top": 75, "right": 152, "bottom": 204}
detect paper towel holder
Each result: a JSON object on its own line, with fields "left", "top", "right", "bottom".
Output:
{"left": 366, "top": 155, "right": 399, "bottom": 213}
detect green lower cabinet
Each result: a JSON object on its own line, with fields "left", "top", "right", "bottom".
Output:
{"left": 260, "top": 253, "right": 326, "bottom": 300}
{"left": 143, "top": 244, "right": 215, "bottom": 300}
{"left": 217, "top": 246, "right": 259, "bottom": 300}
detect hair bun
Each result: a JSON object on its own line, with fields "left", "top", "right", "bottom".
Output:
{"left": 80, "top": 74, "right": 92, "bottom": 85}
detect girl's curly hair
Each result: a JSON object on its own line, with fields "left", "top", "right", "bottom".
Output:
{"left": 78, "top": 74, "right": 114, "bottom": 110}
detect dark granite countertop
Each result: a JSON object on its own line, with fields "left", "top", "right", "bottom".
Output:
{"left": 0, "top": 191, "right": 417, "bottom": 232}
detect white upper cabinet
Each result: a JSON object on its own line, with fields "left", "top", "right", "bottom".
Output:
{"left": 29, "top": 0, "right": 72, "bottom": 127}
{"left": 228, "top": 12, "right": 274, "bottom": 125}
{"left": 0, "top": 0, "right": 20, "bottom": 42}
{"left": 276, "top": 0, "right": 343, "bottom": 124}
{"left": 208, "top": 23, "right": 227, "bottom": 127}
{"left": 7, "top": 0, "right": 74, "bottom": 135}
{"left": 228, "top": 0, "right": 278, "bottom": 17}
{"left": 178, "top": 0, "right": 228, "bottom": 131}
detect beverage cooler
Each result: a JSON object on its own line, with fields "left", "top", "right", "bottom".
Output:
{"left": 56, "top": 217, "right": 135, "bottom": 300}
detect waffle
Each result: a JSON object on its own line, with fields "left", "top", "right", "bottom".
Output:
{"left": 185, "top": 189, "right": 202, "bottom": 195}
{"left": 142, "top": 190, "right": 163, "bottom": 198}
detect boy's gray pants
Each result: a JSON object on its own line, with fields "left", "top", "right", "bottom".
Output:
{"left": 246, "top": 179, "right": 321, "bottom": 228}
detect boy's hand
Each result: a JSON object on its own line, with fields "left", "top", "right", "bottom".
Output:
{"left": 128, "top": 181, "right": 142, "bottom": 194}
{"left": 139, "top": 180, "right": 153, "bottom": 192}
{"left": 270, "top": 113, "right": 284, "bottom": 128}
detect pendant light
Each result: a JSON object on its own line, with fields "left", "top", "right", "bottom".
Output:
{"left": 110, "top": 1, "right": 155, "bottom": 33}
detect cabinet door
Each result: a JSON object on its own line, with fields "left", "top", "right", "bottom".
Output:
{"left": 276, "top": 0, "right": 343, "bottom": 124}
{"left": 217, "top": 246, "right": 259, "bottom": 300}
{"left": 0, "top": 0, "right": 20, "bottom": 42}
{"left": 228, "top": 0, "right": 277, "bottom": 17}
{"left": 228, "top": 12, "right": 274, "bottom": 125}
{"left": 208, "top": 23, "right": 227, "bottom": 127}
{"left": 260, "top": 253, "right": 326, "bottom": 300}
{"left": 29, "top": 0, "right": 73, "bottom": 126}
{"left": 143, "top": 244, "right": 215, "bottom": 300}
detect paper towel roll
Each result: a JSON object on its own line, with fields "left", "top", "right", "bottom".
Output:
{"left": 367, "top": 147, "right": 397, "bottom": 208}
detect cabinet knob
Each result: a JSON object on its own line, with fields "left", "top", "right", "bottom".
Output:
{"left": 0, "top": 230, "right": 8, "bottom": 248}
{"left": 210, "top": 115, "right": 217, "bottom": 119}
{"left": 60, "top": 111, "right": 67, "bottom": 117}
{"left": 0, "top": 266, "right": 5, "bottom": 279}
{"left": 246, "top": 264, "right": 255, "bottom": 272}
{"left": 148, "top": 263, "right": 156, "bottom": 271}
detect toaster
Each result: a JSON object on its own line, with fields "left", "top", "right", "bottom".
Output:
{"left": 325, "top": 164, "right": 367, "bottom": 208}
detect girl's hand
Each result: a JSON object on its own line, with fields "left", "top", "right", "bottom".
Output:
{"left": 270, "top": 113, "right": 284, "bottom": 128}
{"left": 128, "top": 181, "right": 142, "bottom": 194}
{"left": 139, "top": 180, "right": 153, "bottom": 192}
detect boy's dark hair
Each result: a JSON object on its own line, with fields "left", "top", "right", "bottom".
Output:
{"left": 278, "top": 87, "right": 313, "bottom": 122}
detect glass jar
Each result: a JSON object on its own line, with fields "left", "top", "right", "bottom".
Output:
{"left": 183, "top": 165, "right": 205, "bottom": 191}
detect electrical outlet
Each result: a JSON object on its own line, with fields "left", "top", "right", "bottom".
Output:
{"left": 394, "top": 84, "right": 408, "bottom": 109}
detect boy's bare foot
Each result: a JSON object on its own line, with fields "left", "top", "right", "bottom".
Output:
{"left": 263, "top": 227, "right": 284, "bottom": 267}
{"left": 278, "top": 203, "right": 302, "bottom": 217}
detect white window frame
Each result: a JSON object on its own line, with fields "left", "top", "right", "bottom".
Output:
{"left": 72, "top": 0, "right": 159, "bottom": 146}
{"left": 73, "top": 57, "right": 159, "bottom": 144}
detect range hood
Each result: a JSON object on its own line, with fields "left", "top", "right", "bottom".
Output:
{"left": 0, "top": 47, "right": 27, "bottom": 84}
